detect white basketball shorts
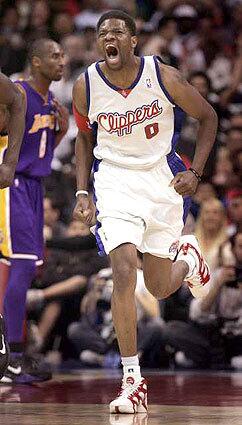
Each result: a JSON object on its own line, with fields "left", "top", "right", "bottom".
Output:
{"left": 93, "top": 154, "right": 190, "bottom": 259}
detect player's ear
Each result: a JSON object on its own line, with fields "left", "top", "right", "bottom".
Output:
{"left": 131, "top": 36, "right": 137, "bottom": 50}
{"left": 32, "top": 56, "right": 41, "bottom": 68}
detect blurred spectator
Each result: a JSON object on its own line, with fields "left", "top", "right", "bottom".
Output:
{"left": 0, "top": 5, "right": 27, "bottom": 75}
{"left": 178, "top": 70, "right": 218, "bottom": 178}
{"left": 189, "top": 180, "right": 218, "bottom": 223}
{"left": 74, "top": 0, "right": 107, "bottom": 31}
{"left": 227, "top": 189, "right": 242, "bottom": 235}
{"left": 212, "top": 146, "right": 233, "bottom": 192}
{"left": 225, "top": 126, "right": 242, "bottom": 155}
{"left": 194, "top": 199, "right": 229, "bottom": 271}
{"left": 141, "top": 15, "right": 179, "bottom": 67}
{"left": 50, "top": 13, "right": 75, "bottom": 42}
{"left": 27, "top": 274, "right": 87, "bottom": 355}
{"left": 24, "top": 1, "right": 51, "bottom": 43}
{"left": 43, "top": 196, "right": 67, "bottom": 240}
{"left": 67, "top": 268, "right": 117, "bottom": 367}
{"left": 43, "top": 219, "right": 108, "bottom": 283}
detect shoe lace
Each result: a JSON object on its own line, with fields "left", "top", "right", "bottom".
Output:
{"left": 117, "top": 378, "right": 138, "bottom": 397}
{"left": 117, "top": 379, "right": 145, "bottom": 398}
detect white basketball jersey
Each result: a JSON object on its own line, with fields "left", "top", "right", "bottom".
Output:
{"left": 87, "top": 56, "right": 185, "bottom": 169}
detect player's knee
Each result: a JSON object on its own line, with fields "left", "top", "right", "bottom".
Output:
{"left": 112, "top": 261, "right": 136, "bottom": 293}
{"left": 145, "top": 280, "right": 172, "bottom": 300}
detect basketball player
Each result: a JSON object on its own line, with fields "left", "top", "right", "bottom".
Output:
{"left": 72, "top": 11, "right": 218, "bottom": 413}
{"left": 0, "top": 73, "right": 26, "bottom": 378}
{"left": 0, "top": 39, "right": 69, "bottom": 384}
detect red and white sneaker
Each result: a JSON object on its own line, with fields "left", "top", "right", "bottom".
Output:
{"left": 176, "top": 235, "right": 210, "bottom": 298}
{"left": 109, "top": 376, "right": 148, "bottom": 414}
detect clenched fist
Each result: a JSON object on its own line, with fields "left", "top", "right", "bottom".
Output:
{"left": 73, "top": 195, "right": 95, "bottom": 225}
{"left": 169, "top": 170, "right": 199, "bottom": 196}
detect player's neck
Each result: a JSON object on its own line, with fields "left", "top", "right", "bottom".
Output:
{"left": 102, "top": 56, "right": 140, "bottom": 89}
{"left": 28, "top": 75, "right": 51, "bottom": 100}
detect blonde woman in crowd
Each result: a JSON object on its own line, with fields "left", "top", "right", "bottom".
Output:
{"left": 195, "top": 198, "right": 229, "bottom": 272}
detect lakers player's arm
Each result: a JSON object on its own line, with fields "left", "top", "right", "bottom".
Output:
{"left": 72, "top": 73, "right": 95, "bottom": 225}
{"left": 0, "top": 73, "right": 26, "bottom": 188}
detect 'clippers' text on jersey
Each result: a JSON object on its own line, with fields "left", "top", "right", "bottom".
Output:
{"left": 97, "top": 99, "right": 163, "bottom": 137}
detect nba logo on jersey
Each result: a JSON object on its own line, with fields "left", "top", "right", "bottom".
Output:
{"left": 146, "top": 78, "right": 152, "bottom": 88}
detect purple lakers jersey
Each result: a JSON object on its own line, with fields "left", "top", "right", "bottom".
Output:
{"left": 14, "top": 81, "right": 57, "bottom": 177}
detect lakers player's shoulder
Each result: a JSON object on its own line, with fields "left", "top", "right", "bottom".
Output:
{"left": 73, "top": 72, "right": 88, "bottom": 115}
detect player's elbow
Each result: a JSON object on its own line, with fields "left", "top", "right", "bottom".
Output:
{"left": 201, "top": 104, "right": 218, "bottom": 127}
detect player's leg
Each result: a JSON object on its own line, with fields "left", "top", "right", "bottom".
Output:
{"left": 0, "top": 176, "right": 51, "bottom": 384}
{"left": 4, "top": 258, "right": 36, "bottom": 352}
{"left": 143, "top": 255, "right": 189, "bottom": 299}
{"left": 94, "top": 163, "right": 148, "bottom": 413}
{"left": 0, "top": 258, "right": 10, "bottom": 378}
{"left": 0, "top": 258, "right": 10, "bottom": 313}
{"left": 110, "top": 243, "right": 137, "bottom": 357}
{"left": 95, "top": 215, "right": 148, "bottom": 413}
{"left": 0, "top": 190, "right": 11, "bottom": 377}
{"left": 109, "top": 243, "right": 147, "bottom": 414}
{"left": 0, "top": 313, "right": 10, "bottom": 379}
{"left": 143, "top": 233, "right": 210, "bottom": 300}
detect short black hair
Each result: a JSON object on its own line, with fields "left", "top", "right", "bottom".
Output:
{"left": 158, "top": 15, "right": 177, "bottom": 31}
{"left": 28, "top": 38, "right": 55, "bottom": 62}
{"left": 97, "top": 10, "right": 136, "bottom": 36}
{"left": 188, "top": 71, "right": 211, "bottom": 91}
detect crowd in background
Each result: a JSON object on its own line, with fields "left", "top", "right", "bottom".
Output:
{"left": 0, "top": 0, "right": 242, "bottom": 371}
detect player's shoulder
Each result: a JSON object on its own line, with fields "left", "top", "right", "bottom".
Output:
{"left": 13, "top": 80, "right": 28, "bottom": 102}
{"left": 157, "top": 60, "right": 185, "bottom": 85}
{"left": 73, "top": 72, "right": 86, "bottom": 92}
{"left": 73, "top": 72, "right": 88, "bottom": 114}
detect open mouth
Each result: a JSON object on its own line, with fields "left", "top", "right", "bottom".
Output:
{"left": 105, "top": 45, "right": 119, "bottom": 61}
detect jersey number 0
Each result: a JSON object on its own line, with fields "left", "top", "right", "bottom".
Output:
{"left": 144, "top": 123, "right": 159, "bottom": 140}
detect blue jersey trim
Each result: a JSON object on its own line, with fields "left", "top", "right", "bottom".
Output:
{"left": 95, "top": 57, "right": 145, "bottom": 92}
{"left": 85, "top": 70, "right": 90, "bottom": 114}
{"left": 153, "top": 56, "right": 175, "bottom": 104}
{"left": 170, "top": 106, "right": 185, "bottom": 152}
{"left": 166, "top": 151, "right": 191, "bottom": 224}
{"left": 93, "top": 157, "right": 106, "bottom": 256}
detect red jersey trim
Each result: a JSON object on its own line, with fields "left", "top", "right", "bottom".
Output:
{"left": 73, "top": 103, "right": 92, "bottom": 132}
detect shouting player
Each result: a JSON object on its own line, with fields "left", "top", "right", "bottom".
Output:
{"left": 72, "top": 11, "right": 217, "bottom": 414}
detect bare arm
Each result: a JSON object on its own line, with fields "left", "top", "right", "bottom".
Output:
{"left": 135, "top": 291, "right": 160, "bottom": 318}
{"left": 200, "top": 267, "right": 235, "bottom": 313}
{"left": 42, "top": 275, "right": 87, "bottom": 300}
{"left": 52, "top": 99, "right": 69, "bottom": 148}
{"left": 0, "top": 73, "right": 26, "bottom": 188}
{"left": 72, "top": 74, "right": 95, "bottom": 224}
{"left": 160, "top": 64, "right": 218, "bottom": 196}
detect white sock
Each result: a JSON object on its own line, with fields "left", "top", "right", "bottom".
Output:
{"left": 121, "top": 355, "right": 141, "bottom": 379}
{"left": 177, "top": 253, "right": 196, "bottom": 277}
{"left": 177, "top": 235, "right": 199, "bottom": 277}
